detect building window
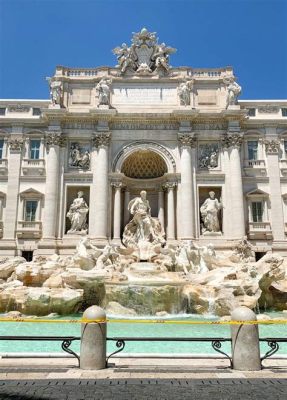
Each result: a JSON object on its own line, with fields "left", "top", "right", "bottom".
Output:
{"left": 248, "top": 108, "right": 256, "bottom": 116}
{"left": 247, "top": 141, "right": 258, "bottom": 160}
{"left": 32, "top": 108, "right": 41, "bottom": 116}
{"left": 25, "top": 200, "right": 38, "bottom": 221}
{"left": 0, "top": 140, "right": 4, "bottom": 159}
{"left": 282, "top": 108, "right": 287, "bottom": 117}
{"left": 30, "top": 139, "right": 40, "bottom": 159}
{"left": 252, "top": 201, "right": 263, "bottom": 222}
{"left": 0, "top": 108, "right": 6, "bottom": 116}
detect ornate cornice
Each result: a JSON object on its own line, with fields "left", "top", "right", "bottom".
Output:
{"left": 221, "top": 133, "right": 243, "bottom": 149}
{"left": 264, "top": 139, "right": 280, "bottom": 154}
{"left": 92, "top": 132, "right": 111, "bottom": 148}
{"left": 8, "top": 138, "right": 24, "bottom": 152}
{"left": 178, "top": 133, "right": 196, "bottom": 147}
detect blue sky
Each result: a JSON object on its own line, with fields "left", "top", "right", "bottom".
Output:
{"left": 0, "top": 0, "right": 286, "bottom": 100}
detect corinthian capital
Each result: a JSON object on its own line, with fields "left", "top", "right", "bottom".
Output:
{"left": 178, "top": 133, "right": 196, "bottom": 147}
{"left": 163, "top": 181, "right": 177, "bottom": 191}
{"left": 45, "top": 132, "right": 66, "bottom": 147}
{"left": 264, "top": 139, "right": 280, "bottom": 154}
{"left": 221, "top": 133, "right": 243, "bottom": 149}
{"left": 92, "top": 132, "right": 111, "bottom": 148}
{"left": 8, "top": 138, "right": 24, "bottom": 152}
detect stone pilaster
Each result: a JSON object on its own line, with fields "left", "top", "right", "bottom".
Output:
{"left": 163, "top": 182, "right": 177, "bottom": 240}
{"left": 90, "top": 132, "right": 111, "bottom": 240}
{"left": 178, "top": 133, "right": 196, "bottom": 239}
{"left": 111, "top": 181, "right": 122, "bottom": 240}
{"left": 265, "top": 139, "right": 285, "bottom": 241}
{"left": 222, "top": 132, "right": 245, "bottom": 238}
{"left": 3, "top": 133, "right": 24, "bottom": 244}
{"left": 42, "top": 131, "right": 66, "bottom": 241}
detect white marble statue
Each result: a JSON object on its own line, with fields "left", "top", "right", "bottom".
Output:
{"left": 233, "top": 236, "right": 255, "bottom": 262}
{"left": 200, "top": 191, "right": 222, "bottom": 233}
{"left": 67, "top": 191, "right": 89, "bottom": 234}
{"left": 122, "top": 190, "right": 165, "bottom": 247}
{"left": 48, "top": 80, "right": 62, "bottom": 106}
{"left": 178, "top": 80, "right": 194, "bottom": 106}
{"left": 113, "top": 28, "right": 176, "bottom": 74}
{"left": 226, "top": 80, "right": 241, "bottom": 107}
{"left": 113, "top": 43, "right": 137, "bottom": 73}
{"left": 95, "top": 77, "right": 112, "bottom": 106}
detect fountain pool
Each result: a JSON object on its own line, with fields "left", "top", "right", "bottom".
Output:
{"left": 0, "top": 313, "right": 286, "bottom": 356}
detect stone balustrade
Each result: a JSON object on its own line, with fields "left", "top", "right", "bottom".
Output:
{"left": 248, "top": 221, "right": 273, "bottom": 240}
{"left": 16, "top": 221, "right": 42, "bottom": 239}
{"left": 22, "top": 159, "right": 45, "bottom": 176}
{"left": 0, "top": 159, "right": 8, "bottom": 175}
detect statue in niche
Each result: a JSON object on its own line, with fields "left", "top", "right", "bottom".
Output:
{"left": 226, "top": 80, "right": 241, "bottom": 108}
{"left": 198, "top": 144, "right": 219, "bottom": 169}
{"left": 122, "top": 190, "right": 165, "bottom": 247}
{"left": 47, "top": 79, "right": 63, "bottom": 107}
{"left": 69, "top": 143, "right": 90, "bottom": 169}
{"left": 200, "top": 191, "right": 222, "bottom": 234}
{"left": 178, "top": 80, "right": 194, "bottom": 106}
{"left": 95, "top": 77, "right": 112, "bottom": 107}
{"left": 67, "top": 191, "right": 89, "bottom": 234}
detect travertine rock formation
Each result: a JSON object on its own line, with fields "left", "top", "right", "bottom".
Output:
{"left": 0, "top": 239, "right": 286, "bottom": 316}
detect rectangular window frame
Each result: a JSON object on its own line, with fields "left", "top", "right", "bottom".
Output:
{"left": 247, "top": 140, "right": 258, "bottom": 160}
{"left": 24, "top": 199, "right": 39, "bottom": 222}
{"left": 251, "top": 201, "right": 263, "bottom": 223}
{"left": 0, "top": 139, "right": 4, "bottom": 159}
{"left": 29, "top": 139, "right": 41, "bottom": 160}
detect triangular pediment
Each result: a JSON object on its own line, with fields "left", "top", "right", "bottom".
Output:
{"left": 19, "top": 188, "right": 44, "bottom": 198}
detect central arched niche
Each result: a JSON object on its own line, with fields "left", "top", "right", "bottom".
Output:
{"left": 121, "top": 149, "right": 167, "bottom": 179}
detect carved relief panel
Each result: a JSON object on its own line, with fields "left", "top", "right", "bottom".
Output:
{"left": 198, "top": 142, "right": 220, "bottom": 170}
{"left": 68, "top": 142, "right": 91, "bottom": 170}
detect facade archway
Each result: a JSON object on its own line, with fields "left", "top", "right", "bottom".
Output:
{"left": 112, "top": 141, "right": 176, "bottom": 173}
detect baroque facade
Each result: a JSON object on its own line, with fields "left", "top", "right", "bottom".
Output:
{"left": 0, "top": 28, "right": 287, "bottom": 259}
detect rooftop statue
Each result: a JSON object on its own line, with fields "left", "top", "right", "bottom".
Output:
{"left": 113, "top": 28, "right": 176, "bottom": 74}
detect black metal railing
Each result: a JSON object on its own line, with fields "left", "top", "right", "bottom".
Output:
{"left": 0, "top": 336, "right": 80, "bottom": 365}
{"left": 106, "top": 336, "right": 233, "bottom": 367}
{"left": 0, "top": 335, "right": 286, "bottom": 369}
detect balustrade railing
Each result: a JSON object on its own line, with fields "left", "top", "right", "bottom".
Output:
{"left": 244, "top": 159, "right": 265, "bottom": 167}
{"left": 249, "top": 222, "right": 271, "bottom": 231}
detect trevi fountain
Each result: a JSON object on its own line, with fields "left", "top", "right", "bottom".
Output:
{"left": 0, "top": 190, "right": 286, "bottom": 319}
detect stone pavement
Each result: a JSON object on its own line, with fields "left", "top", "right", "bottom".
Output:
{"left": 0, "top": 357, "right": 286, "bottom": 399}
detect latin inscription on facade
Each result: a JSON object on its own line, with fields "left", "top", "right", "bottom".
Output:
{"left": 112, "top": 83, "right": 178, "bottom": 105}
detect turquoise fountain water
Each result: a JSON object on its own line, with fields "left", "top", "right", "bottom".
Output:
{"left": 0, "top": 312, "right": 286, "bottom": 356}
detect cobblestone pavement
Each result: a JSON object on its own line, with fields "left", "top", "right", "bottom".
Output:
{"left": 0, "top": 378, "right": 286, "bottom": 400}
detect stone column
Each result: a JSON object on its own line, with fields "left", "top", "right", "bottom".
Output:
{"left": 224, "top": 133, "right": 245, "bottom": 238}
{"left": 42, "top": 132, "right": 64, "bottom": 240}
{"left": 3, "top": 135, "right": 24, "bottom": 242}
{"left": 164, "top": 182, "right": 176, "bottom": 240}
{"left": 157, "top": 188, "right": 165, "bottom": 229}
{"left": 91, "top": 132, "right": 110, "bottom": 240}
{"left": 222, "top": 139, "right": 232, "bottom": 238}
{"left": 123, "top": 189, "right": 130, "bottom": 227}
{"left": 112, "top": 182, "right": 122, "bottom": 240}
{"left": 178, "top": 133, "right": 196, "bottom": 239}
{"left": 265, "top": 139, "right": 285, "bottom": 241}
